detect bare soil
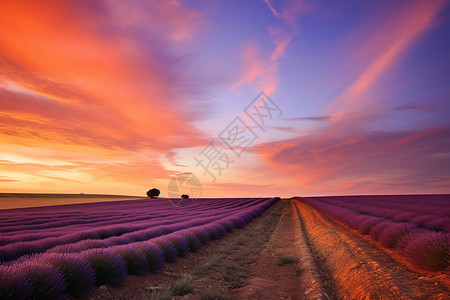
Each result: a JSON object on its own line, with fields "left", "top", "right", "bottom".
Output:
{"left": 83, "top": 199, "right": 450, "bottom": 299}
{"left": 291, "top": 199, "right": 450, "bottom": 299}
{"left": 235, "top": 199, "right": 302, "bottom": 299}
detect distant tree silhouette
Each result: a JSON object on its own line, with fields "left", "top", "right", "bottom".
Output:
{"left": 146, "top": 188, "right": 160, "bottom": 198}
{"left": 181, "top": 194, "right": 189, "bottom": 199}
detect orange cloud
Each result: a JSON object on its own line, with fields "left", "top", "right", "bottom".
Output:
{"left": 0, "top": 0, "right": 208, "bottom": 152}
{"left": 0, "top": 0, "right": 212, "bottom": 194}
{"left": 233, "top": 43, "right": 279, "bottom": 94}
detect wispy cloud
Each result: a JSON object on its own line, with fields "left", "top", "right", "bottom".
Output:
{"left": 253, "top": 125, "right": 450, "bottom": 194}
{"left": 234, "top": 0, "right": 306, "bottom": 93}
{"left": 251, "top": 0, "right": 449, "bottom": 195}
{"left": 281, "top": 116, "right": 332, "bottom": 122}
{"left": 326, "top": 0, "right": 446, "bottom": 116}
{"left": 392, "top": 104, "right": 436, "bottom": 111}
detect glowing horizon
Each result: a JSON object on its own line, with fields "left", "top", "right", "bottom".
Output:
{"left": 1, "top": 0, "right": 449, "bottom": 198}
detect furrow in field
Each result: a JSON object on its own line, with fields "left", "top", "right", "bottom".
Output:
{"left": 291, "top": 199, "right": 338, "bottom": 300}
{"left": 293, "top": 199, "right": 449, "bottom": 299}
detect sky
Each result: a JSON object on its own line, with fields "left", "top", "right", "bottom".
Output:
{"left": 0, "top": 0, "right": 449, "bottom": 198}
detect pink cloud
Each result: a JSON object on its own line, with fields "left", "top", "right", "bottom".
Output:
{"left": 250, "top": 1, "right": 449, "bottom": 195}
{"left": 234, "top": 0, "right": 306, "bottom": 93}
{"left": 252, "top": 125, "right": 450, "bottom": 194}
{"left": 326, "top": 0, "right": 446, "bottom": 116}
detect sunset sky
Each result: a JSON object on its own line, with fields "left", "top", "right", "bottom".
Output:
{"left": 0, "top": 0, "right": 449, "bottom": 198}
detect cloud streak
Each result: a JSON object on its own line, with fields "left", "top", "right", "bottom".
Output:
{"left": 326, "top": 0, "right": 446, "bottom": 116}
{"left": 234, "top": 0, "right": 305, "bottom": 93}
{"left": 251, "top": 0, "right": 449, "bottom": 195}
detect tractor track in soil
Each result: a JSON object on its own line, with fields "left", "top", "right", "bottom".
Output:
{"left": 292, "top": 199, "right": 450, "bottom": 299}
{"left": 291, "top": 200, "right": 338, "bottom": 299}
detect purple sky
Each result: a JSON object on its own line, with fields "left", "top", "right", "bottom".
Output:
{"left": 0, "top": 0, "right": 449, "bottom": 197}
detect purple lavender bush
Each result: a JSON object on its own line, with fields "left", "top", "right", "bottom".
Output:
{"left": 39, "top": 253, "right": 95, "bottom": 298}
{"left": 167, "top": 234, "right": 190, "bottom": 257}
{"left": 0, "top": 247, "right": 17, "bottom": 262}
{"left": 82, "top": 249, "right": 128, "bottom": 286}
{"left": 133, "top": 241, "right": 165, "bottom": 272}
{"left": 18, "top": 262, "right": 68, "bottom": 300}
{"left": 379, "top": 223, "right": 417, "bottom": 248}
{"left": 219, "top": 220, "right": 234, "bottom": 233}
{"left": 424, "top": 217, "right": 450, "bottom": 232}
{"left": 0, "top": 265, "right": 34, "bottom": 300}
{"left": 357, "top": 216, "right": 383, "bottom": 235}
{"left": 179, "top": 230, "right": 202, "bottom": 252}
{"left": 152, "top": 238, "right": 178, "bottom": 262}
{"left": 402, "top": 231, "right": 450, "bottom": 271}
{"left": 370, "top": 220, "right": 394, "bottom": 241}
{"left": 192, "top": 227, "right": 211, "bottom": 245}
{"left": 114, "top": 246, "right": 149, "bottom": 275}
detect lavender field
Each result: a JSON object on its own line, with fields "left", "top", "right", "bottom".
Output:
{"left": 0, "top": 197, "right": 277, "bottom": 299}
{"left": 298, "top": 195, "right": 450, "bottom": 271}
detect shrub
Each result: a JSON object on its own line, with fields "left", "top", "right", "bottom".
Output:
{"left": 295, "top": 267, "right": 304, "bottom": 276}
{"left": 204, "top": 224, "right": 225, "bottom": 240}
{"left": 357, "top": 217, "right": 383, "bottom": 235}
{"left": 0, "top": 247, "right": 18, "bottom": 262}
{"left": 424, "top": 217, "right": 450, "bottom": 232}
{"left": 172, "top": 275, "right": 194, "bottom": 296}
{"left": 192, "top": 228, "right": 211, "bottom": 245}
{"left": 277, "top": 254, "right": 296, "bottom": 265}
{"left": 181, "top": 194, "right": 189, "bottom": 199}
{"left": 39, "top": 253, "right": 95, "bottom": 298}
{"left": 370, "top": 220, "right": 393, "bottom": 241}
{"left": 379, "top": 223, "right": 417, "bottom": 248}
{"left": 392, "top": 212, "right": 416, "bottom": 222}
{"left": 0, "top": 265, "right": 34, "bottom": 300}
{"left": 409, "top": 215, "right": 436, "bottom": 227}
{"left": 219, "top": 221, "right": 234, "bottom": 233}
{"left": 348, "top": 215, "right": 368, "bottom": 229}
{"left": 180, "top": 231, "right": 202, "bottom": 252}
{"left": 19, "top": 262, "right": 68, "bottom": 300}
{"left": 152, "top": 239, "right": 178, "bottom": 262}
{"left": 114, "top": 246, "right": 149, "bottom": 275}
{"left": 82, "top": 249, "right": 128, "bottom": 286}
{"left": 11, "top": 241, "right": 44, "bottom": 258}
{"left": 134, "top": 242, "right": 165, "bottom": 272}
{"left": 167, "top": 234, "right": 190, "bottom": 257}
{"left": 403, "top": 231, "right": 450, "bottom": 271}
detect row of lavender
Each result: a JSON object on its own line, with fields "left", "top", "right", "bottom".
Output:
{"left": 314, "top": 195, "right": 450, "bottom": 232}
{"left": 0, "top": 198, "right": 277, "bottom": 299}
{"left": 0, "top": 198, "right": 266, "bottom": 262}
{"left": 297, "top": 196, "right": 449, "bottom": 271}
{"left": 0, "top": 198, "right": 256, "bottom": 234}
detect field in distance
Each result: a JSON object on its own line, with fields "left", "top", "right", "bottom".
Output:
{"left": 0, "top": 193, "right": 145, "bottom": 210}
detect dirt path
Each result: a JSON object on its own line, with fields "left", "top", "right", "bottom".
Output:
{"left": 235, "top": 200, "right": 302, "bottom": 299}
{"left": 292, "top": 199, "right": 450, "bottom": 299}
